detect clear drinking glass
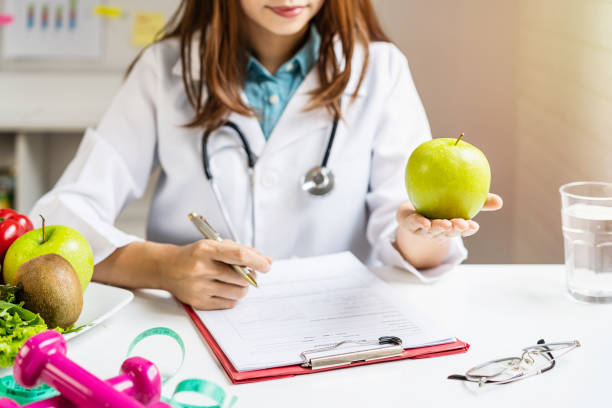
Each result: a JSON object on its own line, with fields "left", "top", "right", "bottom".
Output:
{"left": 560, "top": 181, "right": 612, "bottom": 303}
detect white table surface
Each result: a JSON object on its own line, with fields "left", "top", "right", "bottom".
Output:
{"left": 64, "top": 264, "right": 611, "bottom": 407}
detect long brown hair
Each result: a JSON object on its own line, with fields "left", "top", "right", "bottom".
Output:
{"left": 129, "top": 0, "right": 389, "bottom": 131}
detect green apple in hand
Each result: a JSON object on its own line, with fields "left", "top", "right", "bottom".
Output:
{"left": 3, "top": 220, "right": 94, "bottom": 292}
{"left": 405, "top": 134, "right": 491, "bottom": 220}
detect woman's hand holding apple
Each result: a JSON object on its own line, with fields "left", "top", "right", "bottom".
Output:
{"left": 396, "top": 193, "right": 503, "bottom": 239}
{"left": 393, "top": 194, "right": 503, "bottom": 269}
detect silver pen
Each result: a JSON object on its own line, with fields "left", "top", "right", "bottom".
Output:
{"left": 188, "top": 213, "right": 258, "bottom": 288}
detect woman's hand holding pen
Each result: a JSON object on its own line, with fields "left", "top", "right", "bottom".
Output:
{"left": 393, "top": 193, "right": 503, "bottom": 269}
{"left": 162, "top": 240, "right": 272, "bottom": 310}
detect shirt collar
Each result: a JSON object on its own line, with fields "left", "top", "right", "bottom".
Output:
{"left": 247, "top": 25, "right": 321, "bottom": 80}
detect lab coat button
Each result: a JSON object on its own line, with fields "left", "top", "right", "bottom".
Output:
{"left": 285, "top": 63, "right": 294, "bottom": 71}
{"left": 268, "top": 94, "right": 279, "bottom": 105}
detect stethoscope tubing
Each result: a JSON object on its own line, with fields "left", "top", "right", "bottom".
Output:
{"left": 208, "top": 178, "right": 240, "bottom": 242}
{"left": 321, "top": 116, "right": 338, "bottom": 168}
{"left": 202, "top": 116, "right": 338, "bottom": 180}
{"left": 202, "top": 121, "right": 257, "bottom": 180}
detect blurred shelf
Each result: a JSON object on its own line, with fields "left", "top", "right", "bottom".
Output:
{"left": 0, "top": 71, "right": 122, "bottom": 132}
{"left": 0, "top": 71, "right": 150, "bottom": 239}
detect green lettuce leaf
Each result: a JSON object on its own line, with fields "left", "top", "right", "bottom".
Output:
{"left": 0, "top": 300, "right": 47, "bottom": 367}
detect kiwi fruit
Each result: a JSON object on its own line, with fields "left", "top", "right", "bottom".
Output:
{"left": 15, "top": 253, "right": 83, "bottom": 329}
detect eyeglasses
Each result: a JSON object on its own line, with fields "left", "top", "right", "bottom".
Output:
{"left": 448, "top": 339, "right": 580, "bottom": 387}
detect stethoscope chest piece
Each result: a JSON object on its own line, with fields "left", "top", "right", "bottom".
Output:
{"left": 301, "top": 166, "right": 334, "bottom": 196}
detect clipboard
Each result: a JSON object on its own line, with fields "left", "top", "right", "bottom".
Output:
{"left": 183, "top": 304, "right": 470, "bottom": 384}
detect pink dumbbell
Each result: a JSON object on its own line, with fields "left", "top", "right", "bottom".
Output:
{"left": 0, "top": 356, "right": 163, "bottom": 408}
{"left": 0, "top": 399, "right": 19, "bottom": 407}
{"left": 10, "top": 330, "right": 171, "bottom": 408}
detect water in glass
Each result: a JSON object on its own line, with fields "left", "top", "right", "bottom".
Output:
{"left": 562, "top": 203, "right": 612, "bottom": 302}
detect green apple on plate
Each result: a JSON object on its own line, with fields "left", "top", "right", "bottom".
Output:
{"left": 3, "top": 222, "right": 94, "bottom": 292}
{"left": 405, "top": 134, "right": 491, "bottom": 220}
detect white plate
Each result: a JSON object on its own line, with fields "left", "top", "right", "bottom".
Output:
{"left": 64, "top": 282, "right": 134, "bottom": 340}
{"left": 0, "top": 282, "right": 133, "bottom": 374}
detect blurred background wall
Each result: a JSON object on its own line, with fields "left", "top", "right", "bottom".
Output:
{"left": 373, "top": 0, "right": 517, "bottom": 263}
{"left": 514, "top": 0, "right": 612, "bottom": 263}
{"left": 1, "top": 0, "right": 610, "bottom": 264}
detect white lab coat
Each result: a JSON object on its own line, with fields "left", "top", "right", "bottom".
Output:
{"left": 31, "top": 38, "right": 467, "bottom": 282}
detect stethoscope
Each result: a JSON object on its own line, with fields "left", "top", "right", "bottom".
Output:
{"left": 201, "top": 116, "right": 339, "bottom": 244}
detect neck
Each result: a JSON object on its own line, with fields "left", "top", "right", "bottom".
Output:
{"left": 243, "top": 23, "right": 309, "bottom": 75}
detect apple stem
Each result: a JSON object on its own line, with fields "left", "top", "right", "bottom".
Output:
{"left": 40, "top": 214, "right": 46, "bottom": 244}
{"left": 455, "top": 133, "right": 465, "bottom": 146}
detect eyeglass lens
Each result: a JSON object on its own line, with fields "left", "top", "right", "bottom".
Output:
{"left": 466, "top": 357, "right": 523, "bottom": 379}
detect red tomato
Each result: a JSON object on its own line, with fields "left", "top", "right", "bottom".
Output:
{"left": 0, "top": 209, "right": 34, "bottom": 263}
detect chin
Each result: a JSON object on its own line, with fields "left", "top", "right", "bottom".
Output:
{"left": 262, "top": 16, "right": 312, "bottom": 36}
{"left": 267, "top": 24, "right": 310, "bottom": 36}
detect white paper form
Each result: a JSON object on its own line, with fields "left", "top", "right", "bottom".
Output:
{"left": 197, "top": 252, "right": 455, "bottom": 372}
{"left": 1, "top": 0, "right": 102, "bottom": 58}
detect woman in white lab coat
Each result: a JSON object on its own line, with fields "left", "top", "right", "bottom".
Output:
{"left": 31, "top": 0, "right": 502, "bottom": 309}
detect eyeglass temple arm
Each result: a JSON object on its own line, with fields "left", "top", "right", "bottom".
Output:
{"left": 447, "top": 374, "right": 469, "bottom": 381}
{"left": 447, "top": 374, "right": 515, "bottom": 385}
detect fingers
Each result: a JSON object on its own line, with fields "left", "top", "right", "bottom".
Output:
{"left": 212, "top": 264, "right": 256, "bottom": 287}
{"left": 430, "top": 219, "right": 452, "bottom": 236}
{"left": 177, "top": 277, "right": 250, "bottom": 310}
{"left": 207, "top": 280, "right": 249, "bottom": 300}
{"left": 446, "top": 219, "right": 479, "bottom": 237}
{"left": 193, "top": 296, "right": 239, "bottom": 311}
{"left": 193, "top": 279, "right": 250, "bottom": 310}
{"left": 397, "top": 200, "right": 483, "bottom": 239}
{"left": 400, "top": 215, "right": 480, "bottom": 239}
{"left": 397, "top": 198, "right": 490, "bottom": 240}
{"left": 482, "top": 193, "right": 503, "bottom": 211}
{"left": 403, "top": 216, "right": 452, "bottom": 238}
{"left": 462, "top": 220, "right": 479, "bottom": 237}
{"left": 401, "top": 213, "right": 431, "bottom": 232}
{"left": 441, "top": 219, "right": 465, "bottom": 238}
{"left": 198, "top": 240, "right": 272, "bottom": 273}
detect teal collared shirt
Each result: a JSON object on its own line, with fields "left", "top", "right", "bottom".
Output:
{"left": 244, "top": 27, "right": 321, "bottom": 140}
